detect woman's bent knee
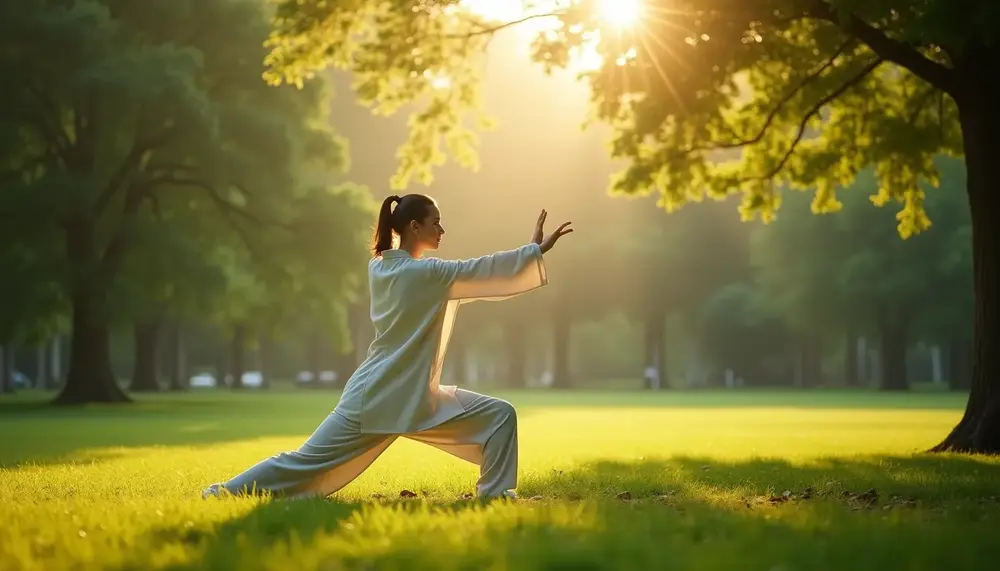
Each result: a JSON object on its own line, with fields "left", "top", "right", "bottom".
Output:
{"left": 489, "top": 398, "right": 517, "bottom": 425}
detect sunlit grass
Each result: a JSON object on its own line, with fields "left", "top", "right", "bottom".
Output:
{"left": 1, "top": 389, "right": 996, "bottom": 570}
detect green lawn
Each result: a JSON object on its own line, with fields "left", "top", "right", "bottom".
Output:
{"left": 1, "top": 389, "right": 996, "bottom": 570}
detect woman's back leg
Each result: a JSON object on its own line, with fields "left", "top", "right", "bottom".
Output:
{"left": 205, "top": 410, "right": 395, "bottom": 500}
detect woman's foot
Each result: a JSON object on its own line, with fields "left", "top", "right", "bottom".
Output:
{"left": 201, "top": 483, "right": 225, "bottom": 499}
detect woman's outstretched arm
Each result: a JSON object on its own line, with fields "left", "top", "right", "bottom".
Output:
{"left": 428, "top": 243, "right": 544, "bottom": 284}
{"left": 423, "top": 211, "right": 572, "bottom": 301}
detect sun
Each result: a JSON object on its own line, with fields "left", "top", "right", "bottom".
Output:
{"left": 600, "top": 0, "right": 642, "bottom": 30}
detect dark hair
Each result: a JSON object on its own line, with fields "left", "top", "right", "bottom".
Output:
{"left": 371, "top": 193, "right": 437, "bottom": 256}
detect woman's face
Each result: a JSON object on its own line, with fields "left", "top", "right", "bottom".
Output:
{"left": 407, "top": 204, "right": 445, "bottom": 252}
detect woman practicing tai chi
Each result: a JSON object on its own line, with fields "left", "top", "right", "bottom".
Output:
{"left": 202, "top": 194, "right": 573, "bottom": 501}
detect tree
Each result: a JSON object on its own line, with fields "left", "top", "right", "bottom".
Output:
{"left": 0, "top": 0, "right": 368, "bottom": 403}
{"left": 113, "top": 205, "right": 232, "bottom": 392}
{"left": 750, "top": 197, "right": 849, "bottom": 387}
{"left": 609, "top": 194, "right": 752, "bottom": 388}
{"left": 905, "top": 159, "right": 974, "bottom": 391}
{"left": 213, "top": 182, "right": 374, "bottom": 389}
{"left": 752, "top": 164, "right": 971, "bottom": 391}
{"left": 263, "top": 0, "right": 1000, "bottom": 453}
{"left": 697, "top": 282, "right": 791, "bottom": 386}
{"left": 835, "top": 165, "right": 970, "bottom": 391}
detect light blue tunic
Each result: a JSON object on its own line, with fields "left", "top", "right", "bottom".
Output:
{"left": 334, "top": 243, "right": 548, "bottom": 434}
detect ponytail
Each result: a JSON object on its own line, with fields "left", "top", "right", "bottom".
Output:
{"left": 370, "top": 193, "right": 437, "bottom": 257}
{"left": 372, "top": 195, "right": 400, "bottom": 256}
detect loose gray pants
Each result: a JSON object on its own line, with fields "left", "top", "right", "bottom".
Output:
{"left": 218, "top": 389, "right": 518, "bottom": 499}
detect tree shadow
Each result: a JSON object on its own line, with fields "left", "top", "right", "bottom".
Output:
{"left": 0, "top": 392, "right": 546, "bottom": 468}
{"left": 115, "top": 454, "right": 998, "bottom": 571}
{"left": 0, "top": 393, "right": 337, "bottom": 467}
{"left": 0, "top": 387, "right": 967, "bottom": 469}
{"left": 501, "top": 389, "right": 969, "bottom": 410}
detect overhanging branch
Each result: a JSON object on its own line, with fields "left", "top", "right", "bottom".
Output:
{"left": 98, "top": 181, "right": 154, "bottom": 284}
{"left": 686, "top": 38, "right": 856, "bottom": 154}
{"left": 744, "top": 57, "right": 884, "bottom": 182}
{"left": 151, "top": 175, "right": 293, "bottom": 231}
{"left": 445, "top": 12, "right": 561, "bottom": 39}
{"left": 905, "top": 84, "right": 941, "bottom": 124}
{"left": 810, "top": 1, "right": 955, "bottom": 92}
{"left": 93, "top": 127, "right": 177, "bottom": 218}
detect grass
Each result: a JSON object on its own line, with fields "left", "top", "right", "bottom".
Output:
{"left": 1, "top": 389, "right": 996, "bottom": 570}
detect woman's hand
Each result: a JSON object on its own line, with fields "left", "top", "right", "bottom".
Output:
{"left": 532, "top": 209, "right": 573, "bottom": 254}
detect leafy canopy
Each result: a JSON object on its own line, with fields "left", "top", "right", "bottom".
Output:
{"left": 263, "top": 0, "right": 978, "bottom": 237}
{"left": 0, "top": 0, "right": 374, "bottom": 341}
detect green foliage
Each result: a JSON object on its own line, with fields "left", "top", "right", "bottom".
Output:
{"left": 0, "top": 0, "right": 375, "bottom": 350}
{"left": 749, "top": 191, "right": 849, "bottom": 337}
{"left": 265, "top": 0, "right": 496, "bottom": 190}
{"left": 750, "top": 156, "right": 971, "bottom": 343}
{"left": 263, "top": 0, "right": 973, "bottom": 238}
{"left": 698, "top": 282, "right": 790, "bottom": 379}
{"left": 612, "top": 196, "right": 752, "bottom": 322}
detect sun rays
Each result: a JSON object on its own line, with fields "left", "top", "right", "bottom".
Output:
{"left": 456, "top": 0, "right": 693, "bottom": 105}
{"left": 599, "top": 0, "right": 643, "bottom": 30}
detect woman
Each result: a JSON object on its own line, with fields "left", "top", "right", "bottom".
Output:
{"left": 203, "top": 193, "right": 573, "bottom": 501}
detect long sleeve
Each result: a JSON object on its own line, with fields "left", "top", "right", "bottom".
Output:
{"left": 426, "top": 243, "right": 548, "bottom": 301}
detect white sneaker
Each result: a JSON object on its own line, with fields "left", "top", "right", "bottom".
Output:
{"left": 491, "top": 490, "right": 517, "bottom": 501}
{"left": 201, "top": 483, "right": 224, "bottom": 499}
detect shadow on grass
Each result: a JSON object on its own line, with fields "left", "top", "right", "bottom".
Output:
{"left": 119, "top": 455, "right": 999, "bottom": 571}
{"left": 0, "top": 392, "right": 542, "bottom": 468}
{"left": 0, "top": 393, "right": 343, "bottom": 468}
{"left": 0, "top": 387, "right": 967, "bottom": 469}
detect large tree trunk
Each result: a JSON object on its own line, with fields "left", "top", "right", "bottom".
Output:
{"left": 551, "top": 304, "right": 572, "bottom": 389}
{"left": 54, "top": 210, "right": 132, "bottom": 404}
{"left": 947, "top": 335, "right": 973, "bottom": 392}
{"left": 54, "top": 287, "right": 130, "bottom": 404}
{"left": 130, "top": 320, "right": 161, "bottom": 392}
{"left": 167, "top": 322, "right": 187, "bottom": 391}
{"left": 229, "top": 324, "right": 247, "bottom": 390}
{"left": 932, "top": 80, "right": 1000, "bottom": 453}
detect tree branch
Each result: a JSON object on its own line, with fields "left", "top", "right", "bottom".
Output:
{"left": 744, "top": 57, "right": 884, "bottom": 182}
{"left": 92, "top": 127, "right": 177, "bottom": 218}
{"left": 810, "top": 1, "right": 955, "bottom": 92}
{"left": 219, "top": 207, "right": 263, "bottom": 265}
{"left": 98, "top": 182, "right": 154, "bottom": 284}
{"left": 19, "top": 82, "right": 72, "bottom": 164}
{"left": 905, "top": 84, "right": 940, "bottom": 124}
{"left": 151, "top": 175, "right": 292, "bottom": 230}
{"left": 686, "top": 38, "right": 856, "bottom": 154}
{"left": 445, "top": 11, "right": 561, "bottom": 39}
